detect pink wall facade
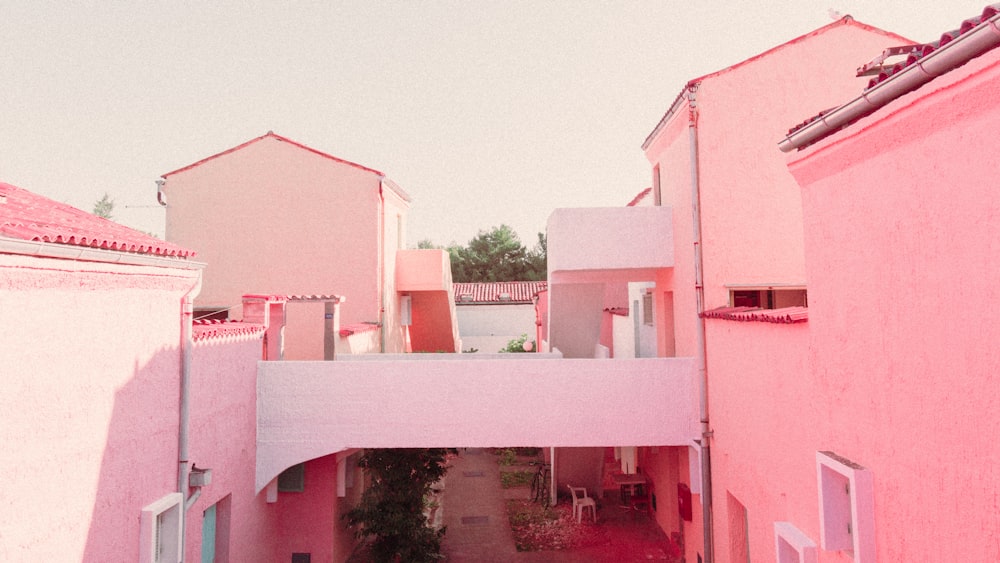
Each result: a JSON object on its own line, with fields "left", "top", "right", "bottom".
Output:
{"left": 643, "top": 19, "right": 905, "bottom": 360}
{"left": 162, "top": 134, "right": 410, "bottom": 359}
{"left": 778, "top": 46, "right": 1000, "bottom": 562}
{"left": 185, "top": 333, "right": 282, "bottom": 562}
{"left": 0, "top": 251, "right": 200, "bottom": 561}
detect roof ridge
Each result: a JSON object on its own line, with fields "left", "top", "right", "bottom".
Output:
{"left": 161, "top": 131, "right": 384, "bottom": 178}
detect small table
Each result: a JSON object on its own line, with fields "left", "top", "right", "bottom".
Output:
{"left": 612, "top": 473, "right": 648, "bottom": 504}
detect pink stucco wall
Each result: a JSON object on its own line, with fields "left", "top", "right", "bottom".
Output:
{"left": 185, "top": 334, "right": 282, "bottom": 562}
{"left": 643, "top": 19, "right": 905, "bottom": 360}
{"left": 162, "top": 134, "right": 410, "bottom": 359}
{"left": 780, "top": 46, "right": 1000, "bottom": 562}
{"left": 0, "top": 253, "right": 199, "bottom": 561}
{"left": 701, "top": 321, "right": 813, "bottom": 563}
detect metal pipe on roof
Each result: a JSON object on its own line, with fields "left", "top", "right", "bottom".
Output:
{"left": 687, "top": 84, "right": 715, "bottom": 563}
{"left": 779, "top": 10, "right": 1000, "bottom": 152}
{"left": 177, "top": 275, "right": 202, "bottom": 557}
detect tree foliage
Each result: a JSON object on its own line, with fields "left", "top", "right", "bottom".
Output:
{"left": 92, "top": 192, "right": 115, "bottom": 220}
{"left": 439, "top": 225, "right": 546, "bottom": 282}
{"left": 344, "top": 448, "right": 450, "bottom": 562}
{"left": 500, "top": 333, "right": 535, "bottom": 353}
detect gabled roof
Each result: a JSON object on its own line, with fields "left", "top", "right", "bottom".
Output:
{"left": 454, "top": 281, "right": 547, "bottom": 305}
{"left": 0, "top": 181, "right": 195, "bottom": 258}
{"left": 781, "top": 3, "right": 1000, "bottom": 151}
{"left": 161, "top": 131, "right": 384, "bottom": 178}
{"left": 642, "top": 17, "right": 910, "bottom": 150}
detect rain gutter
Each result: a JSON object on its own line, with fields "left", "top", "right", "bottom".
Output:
{"left": 0, "top": 236, "right": 204, "bottom": 270}
{"left": 779, "top": 12, "right": 1000, "bottom": 152}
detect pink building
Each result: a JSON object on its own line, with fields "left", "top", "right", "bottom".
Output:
{"left": 0, "top": 182, "right": 211, "bottom": 561}
{"left": 159, "top": 131, "right": 458, "bottom": 358}
{"left": 0, "top": 182, "right": 371, "bottom": 561}
{"left": 539, "top": 17, "right": 907, "bottom": 563}
{"left": 700, "top": 6, "right": 1000, "bottom": 563}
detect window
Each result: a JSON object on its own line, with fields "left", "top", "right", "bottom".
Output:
{"left": 729, "top": 287, "right": 807, "bottom": 309}
{"left": 774, "top": 522, "right": 817, "bottom": 563}
{"left": 642, "top": 293, "right": 654, "bottom": 325}
{"left": 278, "top": 463, "right": 305, "bottom": 492}
{"left": 140, "top": 493, "right": 182, "bottom": 563}
{"left": 816, "top": 451, "right": 875, "bottom": 563}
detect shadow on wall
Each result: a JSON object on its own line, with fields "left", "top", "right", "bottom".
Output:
{"left": 82, "top": 346, "right": 184, "bottom": 560}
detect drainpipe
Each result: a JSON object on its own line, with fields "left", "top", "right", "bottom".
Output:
{"left": 688, "top": 83, "right": 715, "bottom": 563}
{"left": 178, "top": 276, "right": 202, "bottom": 555}
{"left": 379, "top": 180, "right": 387, "bottom": 353}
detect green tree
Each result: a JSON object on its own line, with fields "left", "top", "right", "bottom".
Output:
{"left": 447, "top": 225, "right": 546, "bottom": 282}
{"left": 92, "top": 192, "right": 115, "bottom": 220}
{"left": 344, "top": 448, "right": 450, "bottom": 562}
{"left": 500, "top": 333, "right": 535, "bottom": 353}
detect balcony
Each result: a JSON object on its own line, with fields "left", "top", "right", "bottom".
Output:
{"left": 256, "top": 353, "right": 697, "bottom": 491}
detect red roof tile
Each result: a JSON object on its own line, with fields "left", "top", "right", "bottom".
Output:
{"left": 161, "top": 131, "right": 384, "bottom": 178}
{"left": 0, "top": 182, "right": 195, "bottom": 258}
{"left": 785, "top": 4, "right": 1000, "bottom": 149}
{"left": 454, "top": 281, "right": 547, "bottom": 304}
{"left": 627, "top": 188, "right": 653, "bottom": 207}
{"left": 700, "top": 306, "right": 808, "bottom": 324}
{"left": 192, "top": 319, "right": 266, "bottom": 342}
{"left": 339, "top": 322, "right": 380, "bottom": 337}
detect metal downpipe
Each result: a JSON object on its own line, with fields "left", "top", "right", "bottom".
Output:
{"left": 688, "top": 84, "right": 715, "bottom": 563}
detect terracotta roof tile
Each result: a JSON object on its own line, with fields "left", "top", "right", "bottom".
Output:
{"left": 192, "top": 319, "right": 266, "bottom": 343}
{"left": 627, "top": 188, "right": 653, "bottom": 207}
{"left": 454, "top": 281, "right": 547, "bottom": 304}
{"left": 785, "top": 3, "right": 1000, "bottom": 148}
{"left": 0, "top": 182, "right": 195, "bottom": 258}
{"left": 700, "top": 306, "right": 808, "bottom": 324}
{"left": 339, "top": 322, "right": 380, "bottom": 337}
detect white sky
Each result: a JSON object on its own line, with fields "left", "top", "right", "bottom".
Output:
{"left": 0, "top": 1, "right": 988, "bottom": 247}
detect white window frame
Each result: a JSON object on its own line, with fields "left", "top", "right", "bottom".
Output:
{"left": 816, "top": 451, "right": 875, "bottom": 563}
{"left": 140, "top": 492, "right": 183, "bottom": 563}
{"left": 774, "top": 521, "right": 817, "bottom": 563}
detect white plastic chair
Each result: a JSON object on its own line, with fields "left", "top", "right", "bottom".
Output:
{"left": 567, "top": 485, "right": 597, "bottom": 523}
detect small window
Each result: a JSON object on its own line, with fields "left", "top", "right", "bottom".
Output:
{"left": 140, "top": 493, "right": 182, "bottom": 563}
{"left": 642, "top": 293, "right": 654, "bottom": 325}
{"left": 730, "top": 288, "right": 807, "bottom": 309}
{"left": 816, "top": 451, "right": 874, "bottom": 563}
{"left": 774, "top": 522, "right": 817, "bottom": 563}
{"left": 278, "top": 463, "right": 305, "bottom": 492}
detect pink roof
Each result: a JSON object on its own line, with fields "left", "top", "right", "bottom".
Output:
{"left": 700, "top": 306, "right": 808, "bottom": 324}
{"left": 627, "top": 188, "right": 652, "bottom": 207}
{"left": 453, "top": 281, "right": 547, "bottom": 304}
{"left": 0, "top": 181, "right": 195, "bottom": 258}
{"left": 192, "top": 319, "right": 266, "bottom": 342}
{"left": 161, "top": 131, "right": 384, "bottom": 178}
